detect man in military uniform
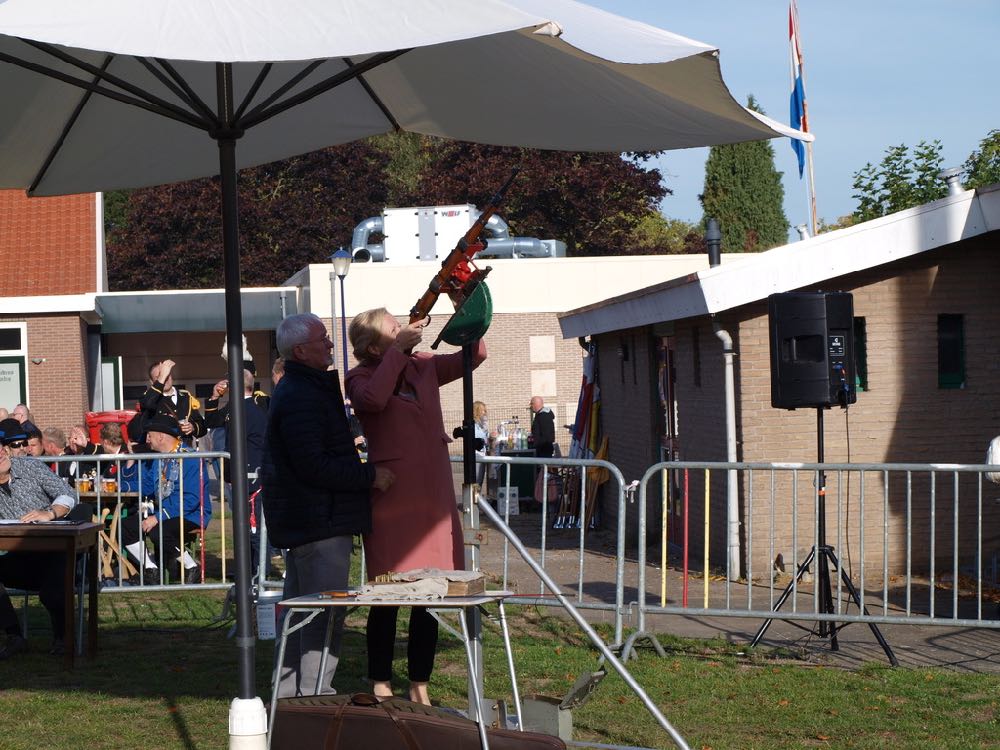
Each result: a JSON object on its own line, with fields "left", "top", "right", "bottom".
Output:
{"left": 129, "top": 359, "right": 206, "bottom": 445}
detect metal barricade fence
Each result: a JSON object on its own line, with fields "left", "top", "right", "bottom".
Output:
{"left": 634, "top": 460, "right": 1000, "bottom": 637}
{"left": 453, "top": 453, "right": 632, "bottom": 647}
{"left": 47, "top": 451, "right": 289, "bottom": 593}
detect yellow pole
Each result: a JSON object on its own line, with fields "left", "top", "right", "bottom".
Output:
{"left": 704, "top": 469, "right": 710, "bottom": 608}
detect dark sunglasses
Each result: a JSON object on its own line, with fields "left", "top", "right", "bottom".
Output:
{"left": 4, "top": 440, "right": 27, "bottom": 449}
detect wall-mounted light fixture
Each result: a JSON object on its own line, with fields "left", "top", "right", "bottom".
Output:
{"left": 30, "top": 357, "right": 46, "bottom": 364}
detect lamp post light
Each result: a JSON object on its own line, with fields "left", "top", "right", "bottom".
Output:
{"left": 331, "top": 247, "right": 352, "bottom": 379}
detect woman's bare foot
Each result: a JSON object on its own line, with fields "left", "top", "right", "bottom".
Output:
{"left": 408, "top": 681, "right": 431, "bottom": 705}
{"left": 372, "top": 680, "right": 394, "bottom": 702}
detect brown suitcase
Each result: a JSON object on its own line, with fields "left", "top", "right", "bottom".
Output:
{"left": 271, "top": 693, "right": 567, "bottom": 749}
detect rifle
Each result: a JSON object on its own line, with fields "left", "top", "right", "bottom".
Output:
{"left": 408, "top": 167, "right": 520, "bottom": 325}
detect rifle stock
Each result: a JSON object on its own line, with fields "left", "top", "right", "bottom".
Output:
{"left": 408, "top": 167, "right": 520, "bottom": 324}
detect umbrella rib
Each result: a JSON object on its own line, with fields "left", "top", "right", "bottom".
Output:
{"left": 27, "top": 53, "right": 114, "bottom": 195}
{"left": 233, "top": 63, "right": 274, "bottom": 123}
{"left": 238, "top": 49, "right": 410, "bottom": 130}
{"left": 343, "top": 56, "right": 401, "bottom": 132}
{"left": 17, "top": 40, "right": 211, "bottom": 130}
{"left": 145, "top": 57, "right": 219, "bottom": 125}
{"left": 237, "top": 59, "right": 327, "bottom": 126}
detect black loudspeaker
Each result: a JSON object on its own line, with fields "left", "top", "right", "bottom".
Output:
{"left": 768, "top": 292, "right": 857, "bottom": 409}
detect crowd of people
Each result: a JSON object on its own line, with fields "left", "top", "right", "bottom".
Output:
{"left": 0, "top": 314, "right": 554, "bottom": 707}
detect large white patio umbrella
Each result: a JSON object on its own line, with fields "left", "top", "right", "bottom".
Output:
{"left": 0, "top": 1, "right": 810, "bottom": 747}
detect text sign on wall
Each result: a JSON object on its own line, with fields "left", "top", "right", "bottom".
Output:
{"left": 0, "top": 357, "right": 26, "bottom": 408}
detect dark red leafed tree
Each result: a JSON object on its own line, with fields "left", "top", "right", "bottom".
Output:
{"left": 108, "top": 141, "right": 391, "bottom": 290}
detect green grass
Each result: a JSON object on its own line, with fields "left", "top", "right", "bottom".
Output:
{"left": 0, "top": 592, "right": 997, "bottom": 749}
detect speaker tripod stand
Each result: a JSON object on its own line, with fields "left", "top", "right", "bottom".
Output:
{"left": 750, "top": 407, "right": 898, "bottom": 666}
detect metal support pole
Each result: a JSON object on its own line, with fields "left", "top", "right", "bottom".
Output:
{"left": 217, "top": 62, "right": 267, "bottom": 749}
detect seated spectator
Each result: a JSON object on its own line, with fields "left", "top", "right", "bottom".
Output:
{"left": 1, "top": 422, "right": 30, "bottom": 457}
{"left": 11, "top": 404, "right": 32, "bottom": 425}
{"left": 118, "top": 414, "right": 212, "bottom": 584}
{"left": 95, "top": 423, "right": 136, "bottom": 477}
{"left": 0, "top": 418, "right": 80, "bottom": 659}
{"left": 25, "top": 424, "right": 44, "bottom": 458}
{"left": 41, "top": 427, "right": 76, "bottom": 482}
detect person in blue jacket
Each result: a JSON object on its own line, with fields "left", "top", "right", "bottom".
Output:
{"left": 118, "top": 413, "right": 212, "bottom": 584}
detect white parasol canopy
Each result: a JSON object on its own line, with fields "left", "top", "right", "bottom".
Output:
{"left": 0, "top": 3, "right": 809, "bottom": 747}
{"left": 0, "top": 0, "right": 808, "bottom": 196}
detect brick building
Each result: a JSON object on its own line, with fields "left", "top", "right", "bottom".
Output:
{"left": 559, "top": 184, "right": 1000, "bottom": 578}
{"left": 0, "top": 187, "right": 744, "bottom": 449}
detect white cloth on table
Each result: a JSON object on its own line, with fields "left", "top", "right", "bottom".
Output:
{"left": 355, "top": 577, "right": 449, "bottom": 601}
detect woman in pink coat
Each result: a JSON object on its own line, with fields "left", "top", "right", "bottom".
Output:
{"left": 346, "top": 307, "right": 487, "bottom": 704}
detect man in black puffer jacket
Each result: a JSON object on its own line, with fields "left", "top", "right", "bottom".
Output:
{"left": 262, "top": 313, "right": 394, "bottom": 699}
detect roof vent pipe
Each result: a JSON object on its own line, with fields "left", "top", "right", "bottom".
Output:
{"left": 938, "top": 167, "right": 964, "bottom": 196}
{"left": 795, "top": 224, "right": 810, "bottom": 241}
{"left": 705, "top": 217, "right": 722, "bottom": 267}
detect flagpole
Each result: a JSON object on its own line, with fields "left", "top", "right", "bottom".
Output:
{"left": 790, "top": 0, "right": 819, "bottom": 234}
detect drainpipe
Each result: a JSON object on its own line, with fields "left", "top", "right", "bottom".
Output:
{"left": 705, "top": 218, "right": 721, "bottom": 267}
{"left": 713, "top": 318, "right": 740, "bottom": 581}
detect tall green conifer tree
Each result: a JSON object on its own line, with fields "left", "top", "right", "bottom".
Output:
{"left": 699, "top": 95, "right": 789, "bottom": 252}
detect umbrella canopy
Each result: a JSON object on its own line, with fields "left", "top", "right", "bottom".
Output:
{"left": 0, "top": 3, "right": 808, "bottom": 747}
{"left": 0, "top": 0, "right": 808, "bottom": 195}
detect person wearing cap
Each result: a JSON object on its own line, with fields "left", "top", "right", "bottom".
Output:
{"left": 0, "top": 420, "right": 30, "bottom": 457}
{"left": 0, "top": 417, "right": 79, "bottom": 659}
{"left": 118, "top": 414, "right": 212, "bottom": 584}
{"left": 128, "top": 359, "right": 206, "bottom": 446}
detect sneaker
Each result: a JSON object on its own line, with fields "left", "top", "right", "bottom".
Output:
{"left": 49, "top": 638, "right": 65, "bottom": 656}
{"left": 0, "top": 634, "right": 27, "bottom": 660}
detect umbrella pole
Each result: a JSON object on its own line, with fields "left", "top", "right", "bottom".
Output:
{"left": 216, "top": 63, "right": 267, "bottom": 749}
{"left": 460, "top": 343, "right": 485, "bottom": 719}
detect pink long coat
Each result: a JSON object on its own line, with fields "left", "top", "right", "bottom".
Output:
{"left": 345, "top": 340, "right": 487, "bottom": 579}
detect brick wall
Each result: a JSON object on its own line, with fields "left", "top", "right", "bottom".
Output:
{"left": 0, "top": 313, "right": 89, "bottom": 433}
{"left": 588, "top": 236, "right": 1000, "bottom": 579}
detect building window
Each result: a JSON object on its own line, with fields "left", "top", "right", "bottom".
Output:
{"left": 0, "top": 323, "right": 28, "bottom": 407}
{"left": 692, "top": 326, "right": 701, "bottom": 388}
{"left": 937, "top": 314, "right": 965, "bottom": 389}
{"left": 853, "top": 317, "right": 868, "bottom": 392}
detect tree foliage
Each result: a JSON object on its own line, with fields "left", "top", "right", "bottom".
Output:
{"left": 698, "top": 96, "right": 789, "bottom": 252}
{"left": 108, "top": 142, "right": 390, "bottom": 290}
{"left": 962, "top": 129, "right": 1000, "bottom": 189}
{"left": 106, "top": 137, "right": 673, "bottom": 289}
{"left": 851, "top": 140, "right": 945, "bottom": 222}
{"left": 405, "top": 140, "right": 669, "bottom": 256}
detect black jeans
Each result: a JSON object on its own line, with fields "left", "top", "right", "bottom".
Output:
{"left": 367, "top": 606, "right": 439, "bottom": 683}
{"left": 0, "top": 551, "right": 66, "bottom": 637}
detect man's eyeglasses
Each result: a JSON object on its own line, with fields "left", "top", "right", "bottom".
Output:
{"left": 4, "top": 440, "right": 27, "bottom": 449}
{"left": 297, "top": 335, "right": 331, "bottom": 346}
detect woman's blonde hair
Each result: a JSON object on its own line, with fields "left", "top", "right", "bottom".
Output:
{"left": 473, "top": 401, "right": 487, "bottom": 422}
{"left": 349, "top": 307, "right": 389, "bottom": 364}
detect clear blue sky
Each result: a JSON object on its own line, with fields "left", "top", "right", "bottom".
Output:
{"left": 585, "top": 1, "right": 998, "bottom": 232}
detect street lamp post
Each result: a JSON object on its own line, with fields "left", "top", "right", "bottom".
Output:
{"left": 331, "top": 247, "right": 352, "bottom": 379}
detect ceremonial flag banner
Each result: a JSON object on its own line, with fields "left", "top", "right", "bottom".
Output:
{"left": 789, "top": 0, "right": 808, "bottom": 178}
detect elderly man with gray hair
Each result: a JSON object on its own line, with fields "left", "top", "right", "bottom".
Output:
{"left": 262, "top": 313, "right": 394, "bottom": 698}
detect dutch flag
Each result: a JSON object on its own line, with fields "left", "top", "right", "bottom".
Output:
{"left": 789, "top": 1, "right": 807, "bottom": 178}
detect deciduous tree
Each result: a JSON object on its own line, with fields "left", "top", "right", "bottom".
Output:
{"left": 408, "top": 140, "right": 669, "bottom": 256}
{"left": 107, "top": 142, "right": 390, "bottom": 290}
{"left": 963, "top": 129, "right": 1000, "bottom": 189}
{"left": 851, "top": 140, "right": 945, "bottom": 222}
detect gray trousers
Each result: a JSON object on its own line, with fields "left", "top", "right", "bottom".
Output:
{"left": 273, "top": 535, "right": 353, "bottom": 698}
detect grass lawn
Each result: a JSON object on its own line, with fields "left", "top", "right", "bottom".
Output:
{"left": 0, "top": 590, "right": 996, "bottom": 749}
